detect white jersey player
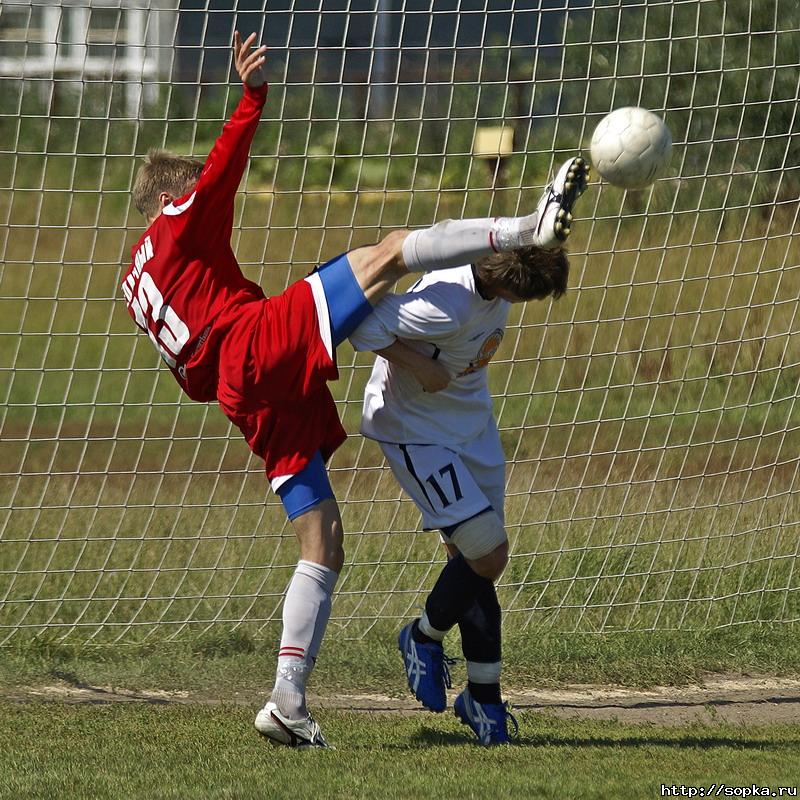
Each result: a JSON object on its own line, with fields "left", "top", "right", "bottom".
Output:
{"left": 353, "top": 264, "right": 511, "bottom": 530}
{"left": 349, "top": 221, "right": 581, "bottom": 744}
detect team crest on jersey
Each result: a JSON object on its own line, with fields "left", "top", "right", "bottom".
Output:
{"left": 459, "top": 328, "right": 504, "bottom": 376}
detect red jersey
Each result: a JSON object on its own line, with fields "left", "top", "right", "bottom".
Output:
{"left": 121, "top": 84, "right": 268, "bottom": 403}
{"left": 121, "top": 84, "right": 347, "bottom": 480}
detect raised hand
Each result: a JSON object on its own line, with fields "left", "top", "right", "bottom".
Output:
{"left": 233, "top": 31, "right": 267, "bottom": 89}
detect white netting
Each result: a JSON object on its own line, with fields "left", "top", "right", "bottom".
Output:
{"left": 1, "top": 0, "right": 798, "bottom": 643}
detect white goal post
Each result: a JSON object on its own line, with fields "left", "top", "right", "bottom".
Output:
{"left": 1, "top": 0, "right": 798, "bottom": 644}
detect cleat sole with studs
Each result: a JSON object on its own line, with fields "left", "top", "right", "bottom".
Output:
{"left": 554, "top": 156, "right": 589, "bottom": 242}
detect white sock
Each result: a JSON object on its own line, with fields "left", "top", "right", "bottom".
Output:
{"left": 466, "top": 660, "right": 502, "bottom": 684}
{"left": 401, "top": 213, "right": 540, "bottom": 272}
{"left": 418, "top": 609, "right": 448, "bottom": 641}
{"left": 271, "top": 559, "right": 338, "bottom": 719}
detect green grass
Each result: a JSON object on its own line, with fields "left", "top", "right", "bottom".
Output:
{"left": 2, "top": 19, "right": 800, "bottom": 646}
{"left": 1, "top": 703, "right": 798, "bottom": 800}
{"left": 2, "top": 15, "right": 800, "bottom": 797}
{"left": 3, "top": 627, "right": 800, "bottom": 697}
{"left": 1, "top": 203, "right": 798, "bottom": 641}
{"left": 1, "top": 463, "right": 798, "bottom": 641}
{"left": 0, "top": 204, "right": 799, "bottom": 642}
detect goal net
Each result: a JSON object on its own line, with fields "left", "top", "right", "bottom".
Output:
{"left": 1, "top": 0, "right": 798, "bottom": 645}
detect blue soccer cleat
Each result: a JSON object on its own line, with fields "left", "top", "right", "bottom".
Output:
{"left": 454, "top": 687, "right": 519, "bottom": 746}
{"left": 398, "top": 620, "right": 453, "bottom": 713}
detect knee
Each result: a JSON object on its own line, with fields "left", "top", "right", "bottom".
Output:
{"left": 449, "top": 510, "right": 508, "bottom": 582}
{"left": 330, "top": 539, "right": 345, "bottom": 573}
{"left": 328, "top": 546, "right": 345, "bottom": 574}
{"left": 315, "top": 538, "right": 344, "bottom": 574}
{"left": 346, "top": 229, "right": 411, "bottom": 299}
{"left": 381, "top": 228, "right": 410, "bottom": 251}
{"left": 293, "top": 498, "right": 345, "bottom": 573}
{"left": 469, "top": 541, "right": 509, "bottom": 582}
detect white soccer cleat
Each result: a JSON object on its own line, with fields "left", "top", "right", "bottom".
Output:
{"left": 527, "top": 156, "right": 590, "bottom": 249}
{"left": 254, "top": 701, "right": 332, "bottom": 749}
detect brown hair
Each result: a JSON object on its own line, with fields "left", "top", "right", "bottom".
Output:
{"left": 132, "top": 149, "right": 204, "bottom": 220}
{"left": 475, "top": 246, "right": 569, "bottom": 301}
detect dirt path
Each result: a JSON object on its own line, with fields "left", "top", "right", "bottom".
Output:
{"left": 4, "top": 676, "right": 800, "bottom": 726}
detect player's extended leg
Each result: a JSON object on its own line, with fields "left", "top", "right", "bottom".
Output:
{"left": 254, "top": 453, "right": 341, "bottom": 749}
{"left": 397, "top": 156, "right": 588, "bottom": 275}
{"left": 315, "top": 156, "right": 590, "bottom": 315}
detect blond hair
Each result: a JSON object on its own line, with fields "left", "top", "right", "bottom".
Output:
{"left": 132, "top": 149, "right": 204, "bottom": 220}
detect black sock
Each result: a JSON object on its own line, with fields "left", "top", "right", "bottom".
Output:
{"left": 424, "top": 554, "right": 484, "bottom": 632}
{"left": 459, "top": 574, "right": 501, "bottom": 662}
{"left": 459, "top": 575, "right": 503, "bottom": 703}
{"left": 468, "top": 681, "right": 502, "bottom": 704}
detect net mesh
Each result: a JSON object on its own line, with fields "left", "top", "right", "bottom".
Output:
{"left": 1, "top": 0, "right": 799, "bottom": 643}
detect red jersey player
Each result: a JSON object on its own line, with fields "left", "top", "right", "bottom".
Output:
{"left": 122, "top": 31, "right": 588, "bottom": 748}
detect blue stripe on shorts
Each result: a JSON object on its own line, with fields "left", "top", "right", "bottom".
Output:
{"left": 315, "top": 253, "right": 374, "bottom": 346}
{"left": 277, "top": 451, "right": 335, "bottom": 521}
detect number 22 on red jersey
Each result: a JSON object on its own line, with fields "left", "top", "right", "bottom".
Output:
{"left": 122, "top": 235, "right": 190, "bottom": 368}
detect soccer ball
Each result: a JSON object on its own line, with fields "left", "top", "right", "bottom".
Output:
{"left": 590, "top": 107, "right": 672, "bottom": 189}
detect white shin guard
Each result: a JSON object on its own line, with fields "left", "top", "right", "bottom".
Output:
{"left": 447, "top": 510, "right": 507, "bottom": 561}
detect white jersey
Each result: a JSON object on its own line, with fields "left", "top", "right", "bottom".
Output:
{"left": 349, "top": 265, "right": 510, "bottom": 445}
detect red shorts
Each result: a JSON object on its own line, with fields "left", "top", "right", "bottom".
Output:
{"left": 215, "top": 279, "right": 347, "bottom": 482}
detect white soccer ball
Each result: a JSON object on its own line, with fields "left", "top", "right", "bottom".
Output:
{"left": 590, "top": 107, "right": 672, "bottom": 189}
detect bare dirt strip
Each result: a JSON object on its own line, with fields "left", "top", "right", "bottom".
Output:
{"left": 3, "top": 677, "right": 800, "bottom": 726}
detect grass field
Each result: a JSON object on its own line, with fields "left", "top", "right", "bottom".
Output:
{"left": 2, "top": 6, "right": 800, "bottom": 797}
{"left": 4, "top": 627, "right": 800, "bottom": 696}
{"left": 1, "top": 0, "right": 799, "bottom": 693}
{"left": 1, "top": 188, "right": 799, "bottom": 644}
{"left": 2, "top": 23, "right": 800, "bottom": 800}
{"left": 3, "top": 702, "right": 799, "bottom": 800}
{"left": 3, "top": 625, "right": 800, "bottom": 800}
{"left": 3, "top": 156, "right": 798, "bottom": 800}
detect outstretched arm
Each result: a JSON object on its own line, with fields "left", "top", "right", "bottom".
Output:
{"left": 234, "top": 31, "right": 267, "bottom": 88}
{"left": 177, "top": 32, "right": 268, "bottom": 243}
{"left": 375, "top": 339, "right": 451, "bottom": 393}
